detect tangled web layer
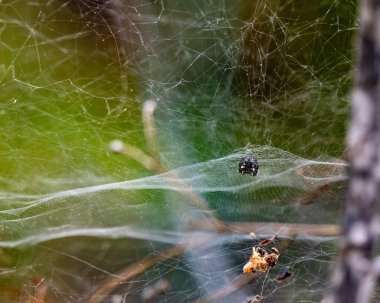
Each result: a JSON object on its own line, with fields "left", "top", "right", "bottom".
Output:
{"left": 0, "top": 145, "right": 346, "bottom": 302}
{"left": 0, "top": 146, "right": 346, "bottom": 247}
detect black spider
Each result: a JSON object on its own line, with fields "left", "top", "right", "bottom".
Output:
{"left": 238, "top": 156, "right": 259, "bottom": 176}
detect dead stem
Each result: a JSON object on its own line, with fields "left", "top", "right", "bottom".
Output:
{"left": 142, "top": 99, "right": 221, "bottom": 213}
{"left": 87, "top": 236, "right": 212, "bottom": 303}
{"left": 142, "top": 100, "right": 159, "bottom": 155}
{"left": 87, "top": 220, "right": 337, "bottom": 303}
{"left": 96, "top": 100, "right": 238, "bottom": 303}
{"left": 111, "top": 99, "right": 225, "bottom": 214}
{"left": 109, "top": 140, "right": 163, "bottom": 172}
{"left": 296, "top": 183, "right": 332, "bottom": 206}
{"left": 189, "top": 220, "right": 340, "bottom": 237}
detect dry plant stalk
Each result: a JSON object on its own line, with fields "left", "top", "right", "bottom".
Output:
{"left": 95, "top": 100, "right": 227, "bottom": 302}
{"left": 189, "top": 220, "right": 340, "bottom": 237}
{"left": 87, "top": 236, "right": 212, "bottom": 303}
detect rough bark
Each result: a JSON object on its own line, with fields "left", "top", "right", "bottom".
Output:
{"left": 322, "top": 1, "right": 380, "bottom": 302}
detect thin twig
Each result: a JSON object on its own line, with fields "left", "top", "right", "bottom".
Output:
{"left": 98, "top": 99, "right": 231, "bottom": 302}
{"left": 109, "top": 140, "right": 163, "bottom": 172}
{"left": 142, "top": 100, "right": 160, "bottom": 156}
{"left": 189, "top": 220, "right": 340, "bottom": 237}
{"left": 87, "top": 220, "right": 337, "bottom": 303}
{"left": 296, "top": 183, "right": 332, "bottom": 206}
{"left": 111, "top": 99, "right": 225, "bottom": 214}
{"left": 87, "top": 236, "right": 212, "bottom": 303}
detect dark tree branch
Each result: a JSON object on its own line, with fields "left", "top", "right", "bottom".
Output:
{"left": 323, "top": 1, "right": 380, "bottom": 302}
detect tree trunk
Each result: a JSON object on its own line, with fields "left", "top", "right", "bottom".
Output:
{"left": 323, "top": 0, "right": 380, "bottom": 302}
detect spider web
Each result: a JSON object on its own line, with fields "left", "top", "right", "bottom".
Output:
{"left": 0, "top": 0, "right": 368, "bottom": 302}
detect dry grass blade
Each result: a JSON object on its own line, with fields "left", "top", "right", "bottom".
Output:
{"left": 87, "top": 236, "right": 212, "bottom": 303}
{"left": 189, "top": 220, "right": 340, "bottom": 237}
